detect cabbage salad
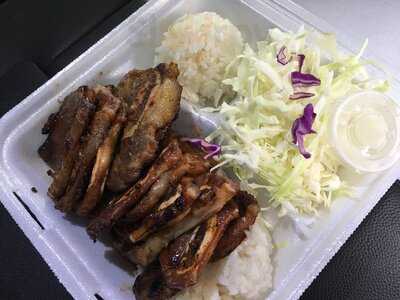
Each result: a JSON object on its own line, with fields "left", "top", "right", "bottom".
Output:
{"left": 205, "top": 28, "right": 389, "bottom": 215}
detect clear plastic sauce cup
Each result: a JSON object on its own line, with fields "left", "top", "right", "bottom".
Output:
{"left": 330, "top": 91, "right": 400, "bottom": 173}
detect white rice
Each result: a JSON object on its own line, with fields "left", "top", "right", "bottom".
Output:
{"left": 174, "top": 217, "right": 273, "bottom": 300}
{"left": 155, "top": 12, "right": 244, "bottom": 106}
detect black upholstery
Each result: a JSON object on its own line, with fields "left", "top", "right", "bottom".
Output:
{"left": 302, "top": 182, "right": 400, "bottom": 300}
{"left": 45, "top": 1, "right": 148, "bottom": 76}
{"left": 0, "top": 202, "right": 70, "bottom": 299}
{"left": 0, "top": 1, "right": 399, "bottom": 299}
{"left": 0, "top": 0, "right": 131, "bottom": 77}
{"left": 0, "top": 61, "right": 47, "bottom": 115}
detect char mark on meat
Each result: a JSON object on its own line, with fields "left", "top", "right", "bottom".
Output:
{"left": 212, "top": 191, "right": 260, "bottom": 261}
{"left": 129, "top": 177, "right": 201, "bottom": 243}
{"left": 124, "top": 172, "right": 175, "bottom": 223}
{"left": 124, "top": 143, "right": 212, "bottom": 223}
{"left": 117, "top": 68, "right": 160, "bottom": 107}
{"left": 47, "top": 87, "right": 97, "bottom": 200}
{"left": 159, "top": 201, "right": 239, "bottom": 290}
{"left": 55, "top": 86, "right": 122, "bottom": 212}
{"left": 87, "top": 138, "right": 183, "bottom": 240}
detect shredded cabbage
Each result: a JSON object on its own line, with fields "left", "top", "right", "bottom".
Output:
{"left": 206, "top": 28, "right": 388, "bottom": 215}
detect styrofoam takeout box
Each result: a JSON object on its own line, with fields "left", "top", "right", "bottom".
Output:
{"left": 1, "top": 0, "right": 400, "bottom": 299}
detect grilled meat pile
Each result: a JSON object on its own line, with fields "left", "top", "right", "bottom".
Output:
{"left": 41, "top": 63, "right": 181, "bottom": 216}
{"left": 39, "top": 63, "right": 260, "bottom": 300}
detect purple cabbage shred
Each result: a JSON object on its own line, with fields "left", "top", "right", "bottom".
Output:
{"left": 297, "top": 54, "right": 305, "bottom": 72}
{"left": 277, "top": 46, "right": 292, "bottom": 65}
{"left": 289, "top": 92, "right": 315, "bottom": 100}
{"left": 291, "top": 71, "right": 321, "bottom": 87}
{"left": 291, "top": 103, "right": 317, "bottom": 159}
{"left": 181, "top": 138, "right": 221, "bottom": 159}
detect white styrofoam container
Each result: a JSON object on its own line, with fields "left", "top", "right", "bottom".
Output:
{"left": 1, "top": 0, "right": 400, "bottom": 299}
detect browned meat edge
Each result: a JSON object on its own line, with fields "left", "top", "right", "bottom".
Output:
{"left": 77, "top": 104, "right": 126, "bottom": 216}
{"left": 77, "top": 97, "right": 127, "bottom": 216}
{"left": 124, "top": 144, "right": 212, "bottom": 223}
{"left": 55, "top": 86, "right": 121, "bottom": 212}
{"left": 212, "top": 191, "right": 260, "bottom": 261}
{"left": 107, "top": 63, "right": 182, "bottom": 192}
{"left": 107, "top": 67, "right": 160, "bottom": 192}
{"left": 129, "top": 177, "right": 201, "bottom": 243}
{"left": 48, "top": 87, "right": 97, "bottom": 200}
{"left": 124, "top": 172, "right": 175, "bottom": 223}
{"left": 159, "top": 201, "right": 239, "bottom": 290}
{"left": 38, "top": 88, "right": 91, "bottom": 171}
{"left": 123, "top": 173, "right": 239, "bottom": 267}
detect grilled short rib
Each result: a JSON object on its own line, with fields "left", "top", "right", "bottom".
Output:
{"left": 77, "top": 89, "right": 127, "bottom": 216}
{"left": 55, "top": 86, "right": 122, "bottom": 212}
{"left": 46, "top": 87, "right": 97, "bottom": 200}
{"left": 212, "top": 191, "right": 260, "bottom": 260}
{"left": 107, "top": 63, "right": 182, "bottom": 192}
{"left": 39, "top": 86, "right": 97, "bottom": 171}
{"left": 87, "top": 138, "right": 183, "bottom": 239}
{"left": 159, "top": 200, "right": 240, "bottom": 290}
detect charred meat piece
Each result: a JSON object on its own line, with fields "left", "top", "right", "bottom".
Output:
{"left": 124, "top": 145, "right": 212, "bottom": 223}
{"left": 39, "top": 87, "right": 96, "bottom": 171}
{"left": 129, "top": 177, "right": 201, "bottom": 243}
{"left": 119, "top": 234, "right": 167, "bottom": 268}
{"left": 48, "top": 87, "right": 97, "bottom": 200}
{"left": 189, "top": 171, "right": 239, "bottom": 222}
{"left": 159, "top": 201, "right": 240, "bottom": 290}
{"left": 107, "top": 63, "right": 182, "bottom": 192}
{"left": 133, "top": 262, "right": 179, "bottom": 300}
{"left": 212, "top": 191, "right": 260, "bottom": 261}
{"left": 110, "top": 222, "right": 139, "bottom": 265}
{"left": 77, "top": 100, "right": 127, "bottom": 216}
{"left": 118, "top": 68, "right": 160, "bottom": 107}
{"left": 107, "top": 67, "right": 161, "bottom": 192}
{"left": 125, "top": 173, "right": 239, "bottom": 267}
{"left": 124, "top": 172, "right": 174, "bottom": 223}
{"left": 87, "top": 138, "right": 183, "bottom": 239}
{"left": 56, "top": 86, "right": 122, "bottom": 212}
